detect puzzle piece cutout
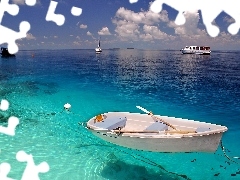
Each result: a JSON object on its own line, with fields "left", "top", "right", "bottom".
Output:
{"left": 25, "top": 0, "right": 37, "bottom": 6}
{"left": 0, "top": 99, "right": 17, "bottom": 179}
{"left": 0, "top": 99, "right": 9, "bottom": 111}
{"left": 0, "top": 99, "right": 19, "bottom": 136}
{"left": 0, "top": 163, "right": 15, "bottom": 180}
{"left": 46, "top": 0, "right": 82, "bottom": 26}
{"left": 0, "top": 0, "right": 33, "bottom": 54}
{"left": 0, "top": 116, "right": 19, "bottom": 136}
{"left": 0, "top": 99, "right": 49, "bottom": 179}
{"left": 71, "top": 6, "right": 82, "bottom": 16}
{"left": 150, "top": 0, "right": 240, "bottom": 37}
{"left": 46, "top": 1, "right": 65, "bottom": 26}
{"left": 0, "top": 21, "right": 30, "bottom": 54}
{"left": 0, "top": 0, "right": 19, "bottom": 23}
{"left": 16, "top": 151, "right": 50, "bottom": 180}
{"left": 129, "top": 0, "right": 138, "bottom": 3}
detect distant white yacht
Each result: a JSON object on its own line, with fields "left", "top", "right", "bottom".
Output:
{"left": 181, "top": 46, "right": 211, "bottom": 55}
{"left": 95, "top": 39, "right": 102, "bottom": 54}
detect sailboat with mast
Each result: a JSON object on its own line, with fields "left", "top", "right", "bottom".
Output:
{"left": 95, "top": 38, "right": 102, "bottom": 53}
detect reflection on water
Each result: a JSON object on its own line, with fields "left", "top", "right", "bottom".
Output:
{"left": 101, "top": 50, "right": 238, "bottom": 104}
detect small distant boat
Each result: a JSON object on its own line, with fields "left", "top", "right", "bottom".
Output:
{"left": 86, "top": 106, "right": 228, "bottom": 153}
{"left": 181, "top": 46, "right": 211, "bottom": 55}
{"left": 95, "top": 39, "right": 102, "bottom": 54}
{"left": 1, "top": 47, "right": 15, "bottom": 57}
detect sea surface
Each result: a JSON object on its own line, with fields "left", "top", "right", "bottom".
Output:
{"left": 0, "top": 49, "right": 239, "bottom": 180}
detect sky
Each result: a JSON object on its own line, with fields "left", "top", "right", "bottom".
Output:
{"left": 2, "top": 0, "right": 240, "bottom": 50}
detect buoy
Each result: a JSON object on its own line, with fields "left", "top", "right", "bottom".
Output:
{"left": 64, "top": 103, "right": 71, "bottom": 110}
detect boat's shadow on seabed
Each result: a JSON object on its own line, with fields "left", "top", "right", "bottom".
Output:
{"left": 101, "top": 158, "right": 182, "bottom": 180}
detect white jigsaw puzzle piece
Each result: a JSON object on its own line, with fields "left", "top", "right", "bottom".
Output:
{"left": 0, "top": 116, "right": 19, "bottom": 136}
{"left": 0, "top": 100, "right": 9, "bottom": 111}
{"left": 0, "top": 163, "right": 15, "bottom": 180}
{"left": 0, "top": 21, "right": 30, "bottom": 54}
{"left": 129, "top": 0, "right": 138, "bottom": 3}
{"left": 0, "top": 0, "right": 19, "bottom": 22}
{"left": 46, "top": 0, "right": 65, "bottom": 26}
{"left": 25, "top": 0, "right": 37, "bottom": 6}
{"left": 16, "top": 151, "right": 50, "bottom": 180}
{"left": 71, "top": 6, "right": 82, "bottom": 16}
{"left": 150, "top": 0, "right": 240, "bottom": 37}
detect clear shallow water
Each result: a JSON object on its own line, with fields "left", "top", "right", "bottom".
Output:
{"left": 0, "top": 49, "right": 239, "bottom": 179}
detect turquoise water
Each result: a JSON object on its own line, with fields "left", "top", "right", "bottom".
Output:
{"left": 0, "top": 49, "right": 239, "bottom": 179}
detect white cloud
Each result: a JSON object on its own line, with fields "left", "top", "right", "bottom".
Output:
{"left": 114, "top": 20, "right": 140, "bottom": 40}
{"left": 80, "top": 24, "right": 87, "bottom": 29}
{"left": 143, "top": 25, "right": 169, "bottom": 40}
{"left": 112, "top": 7, "right": 171, "bottom": 41}
{"left": 87, "top": 31, "right": 92, "bottom": 36}
{"left": 139, "top": 33, "right": 153, "bottom": 41}
{"left": 26, "top": 33, "right": 36, "bottom": 40}
{"left": 73, "top": 41, "right": 81, "bottom": 46}
{"left": 98, "top": 27, "right": 111, "bottom": 35}
{"left": 114, "top": 7, "right": 169, "bottom": 25}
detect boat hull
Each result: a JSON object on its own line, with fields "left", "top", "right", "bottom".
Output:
{"left": 181, "top": 50, "right": 211, "bottom": 55}
{"left": 89, "top": 129, "right": 223, "bottom": 152}
{"left": 95, "top": 48, "right": 102, "bottom": 53}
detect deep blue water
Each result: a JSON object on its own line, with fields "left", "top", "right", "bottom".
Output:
{"left": 0, "top": 49, "right": 239, "bottom": 179}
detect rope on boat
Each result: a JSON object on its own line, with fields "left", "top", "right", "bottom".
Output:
{"left": 220, "top": 140, "right": 240, "bottom": 164}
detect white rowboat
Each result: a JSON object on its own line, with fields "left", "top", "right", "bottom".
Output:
{"left": 87, "top": 107, "right": 228, "bottom": 152}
